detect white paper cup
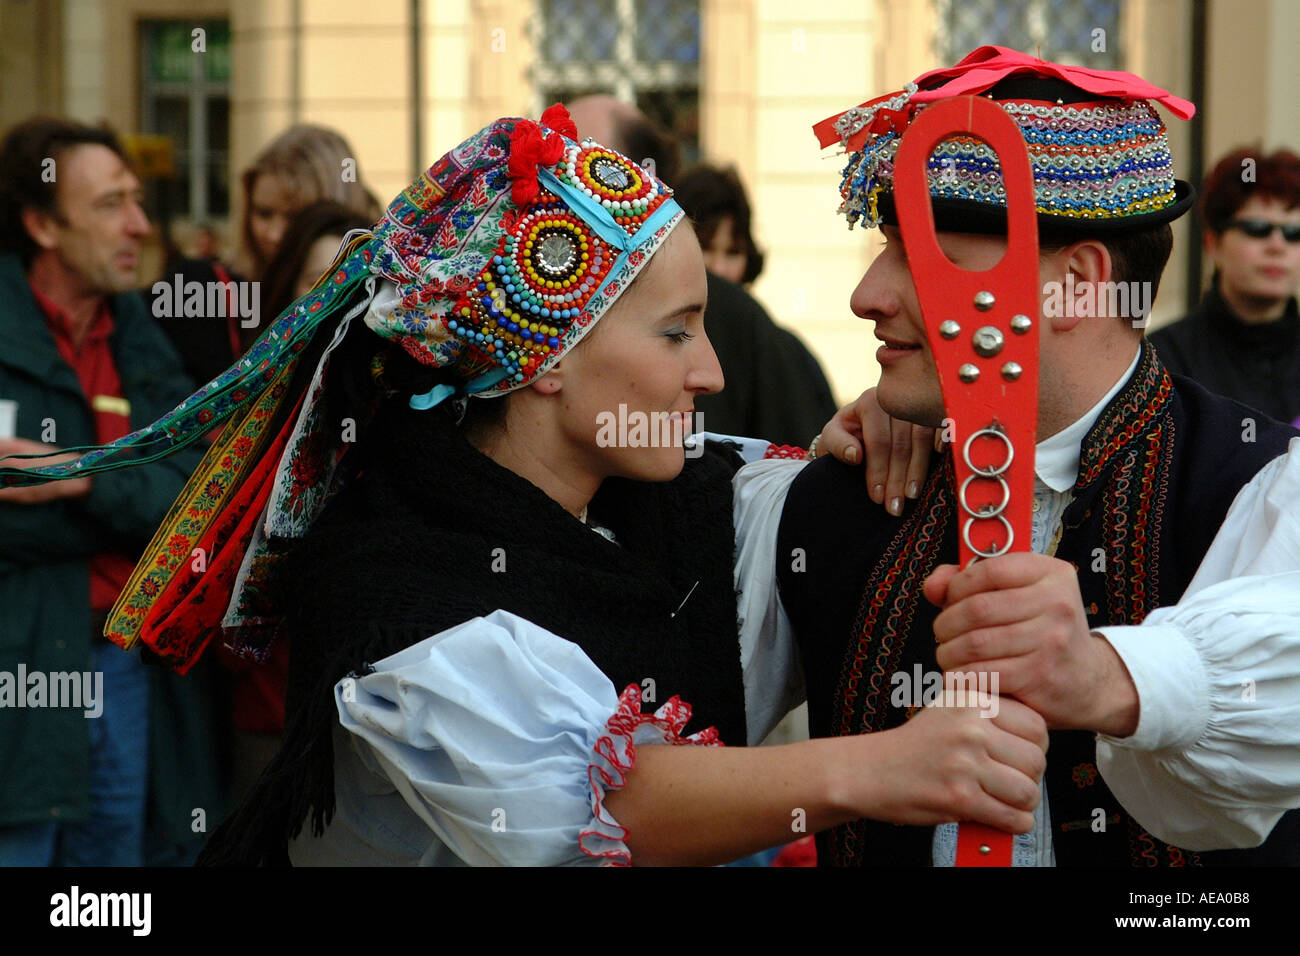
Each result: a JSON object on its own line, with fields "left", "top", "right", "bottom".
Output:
{"left": 0, "top": 400, "right": 17, "bottom": 440}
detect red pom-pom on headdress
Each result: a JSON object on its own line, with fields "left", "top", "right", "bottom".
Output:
{"left": 540, "top": 103, "right": 579, "bottom": 139}
{"left": 507, "top": 104, "right": 575, "bottom": 207}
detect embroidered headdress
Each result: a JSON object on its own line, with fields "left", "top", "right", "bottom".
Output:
{"left": 0, "top": 105, "right": 683, "bottom": 671}
{"left": 814, "top": 46, "right": 1197, "bottom": 235}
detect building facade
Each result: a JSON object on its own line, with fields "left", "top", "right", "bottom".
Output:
{"left": 2, "top": 0, "right": 1296, "bottom": 402}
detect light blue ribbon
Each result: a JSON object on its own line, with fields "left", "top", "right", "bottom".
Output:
{"left": 409, "top": 367, "right": 510, "bottom": 410}
{"left": 591, "top": 199, "right": 682, "bottom": 303}
{"left": 537, "top": 166, "right": 682, "bottom": 254}
{"left": 537, "top": 165, "right": 685, "bottom": 305}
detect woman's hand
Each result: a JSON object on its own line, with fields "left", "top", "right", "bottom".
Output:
{"left": 604, "top": 690, "right": 1046, "bottom": 865}
{"left": 838, "top": 694, "right": 1048, "bottom": 835}
{"left": 816, "top": 388, "right": 938, "bottom": 515}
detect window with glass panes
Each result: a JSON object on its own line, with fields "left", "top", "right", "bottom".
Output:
{"left": 531, "top": 0, "right": 700, "bottom": 169}
{"left": 935, "top": 0, "right": 1123, "bottom": 69}
{"left": 138, "top": 20, "right": 231, "bottom": 223}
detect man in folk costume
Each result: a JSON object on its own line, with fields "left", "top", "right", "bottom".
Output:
{"left": 736, "top": 47, "right": 1300, "bottom": 866}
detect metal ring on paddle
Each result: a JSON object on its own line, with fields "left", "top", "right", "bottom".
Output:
{"left": 958, "top": 473, "right": 1010, "bottom": 519}
{"left": 962, "top": 426, "right": 1014, "bottom": 477}
{"left": 962, "top": 514, "right": 1015, "bottom": 559}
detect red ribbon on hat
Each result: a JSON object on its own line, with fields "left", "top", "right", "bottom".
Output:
{"left": 814, "top": 45, "right": 1195, "bottom": 153}
{"left": 508, "top": 103, "right": 579, "bottom": 206}
{"left": 810, "top": 89, "right": 919, "bottom": 153}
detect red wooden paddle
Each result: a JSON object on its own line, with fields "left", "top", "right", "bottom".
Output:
{"left": 892, "top": 96, "right": 1041, "bottom": 867}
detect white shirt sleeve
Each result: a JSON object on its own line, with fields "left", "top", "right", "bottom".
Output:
{"left": 1094, "top": 437, "right": 1300, "bottom": 850}
{"left": 732, "top": 457, "right": 808, "bottom": 745}
{"left": 334, "top": 609, "right": 718, "bottom": 866}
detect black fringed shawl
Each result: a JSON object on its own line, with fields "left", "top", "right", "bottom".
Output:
{"left": 199, "top": 401, "right": 747, "bottom": 865}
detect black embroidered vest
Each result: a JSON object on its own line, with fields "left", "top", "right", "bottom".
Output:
{"left": 777, "top": 343, "right": 1299, "bottom": 866}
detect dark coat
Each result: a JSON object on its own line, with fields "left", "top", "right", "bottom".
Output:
{"left": 1148, "top": 284, "right": 1300, "bottom": 424}
{"left": 0, "top": 252, "right": 206, "bottom": 828}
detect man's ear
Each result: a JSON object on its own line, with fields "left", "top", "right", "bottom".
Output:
{"left": 1065, "top": 238, "right": 1111, "bottom": 285}
{"left": 20, "top": 206, "right": 60, "bottom": 252}
{"left": 1049, "top": 238, "right": 1112, "bottom": 331}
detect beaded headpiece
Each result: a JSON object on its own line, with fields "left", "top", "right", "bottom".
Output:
{"left": 813, "top": 46, "right": 1197, "bottom": 235}
{"left": 0, "top": 105, "right": 683, "bottom": 671}
{"left": 367, "top": 106, "right": 680, "bottom": 405}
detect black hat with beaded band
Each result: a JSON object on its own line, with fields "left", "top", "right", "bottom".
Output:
{"left": 813, "top": 45, "right": 1197, "bottom": 238}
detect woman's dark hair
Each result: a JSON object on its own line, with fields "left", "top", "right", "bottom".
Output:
{"left": 317, "top": 302, "right": 509, "bottom": 455}
{"left": 673, "top": 164, "right": 765, "bottom": 284}
{"left": 260, "top": 200, "right": 373, "bottom": 320}
{"left": 0, "top": 117, "right": 131, "bottom": 266}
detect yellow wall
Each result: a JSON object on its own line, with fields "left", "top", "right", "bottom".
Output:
{"left": 705, "top": 0, "right": 897, "bottom": 406}
{"left": 0, "top": 0, "right": 63, "bottom": 129}
{"left": 1124, "top": 0, "right": 1195, "bottom": 331}
{"left": 230, "top": 0, "right": 534, "bottom": 223}
{"left": 231, "top": 0, "right": 411, "bottom": 213}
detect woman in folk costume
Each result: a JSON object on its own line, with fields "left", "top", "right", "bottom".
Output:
{"left": 0, "top": 107, "right": 1046, "bottom": 866}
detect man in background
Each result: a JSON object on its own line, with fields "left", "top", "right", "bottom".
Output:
{"left": 0, "top": 118, "right": 206, "bottom": 864}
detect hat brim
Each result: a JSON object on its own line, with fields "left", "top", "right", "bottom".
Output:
{"left": 877, "top": 178, "right": 1196, "bottom": 238}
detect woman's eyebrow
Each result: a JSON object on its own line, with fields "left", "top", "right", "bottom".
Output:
{"left": 658, "top": 303, "right": 706, "bottom": 322}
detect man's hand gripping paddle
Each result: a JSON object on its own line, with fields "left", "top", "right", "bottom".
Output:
{"left": 893, "top": 96, "right": 1041, "bottom": 867}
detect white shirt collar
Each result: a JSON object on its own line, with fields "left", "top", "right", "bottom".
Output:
{"left": 1035, "top": 347, "right": 1142, "bottom": 493}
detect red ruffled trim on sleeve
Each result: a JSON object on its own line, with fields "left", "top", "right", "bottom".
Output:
{"left": 579, "top": 683, "right": 722, "bottom": 866}
{"left": 763, "top": 443, "right": 808, "bottom": 461}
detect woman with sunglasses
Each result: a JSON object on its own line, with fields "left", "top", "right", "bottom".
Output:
{"left": 0, "top": 108, "right": 1047, "bottom": 867}
{"left": 1149, "top": 147, "right": 1300, "bottom": 425}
